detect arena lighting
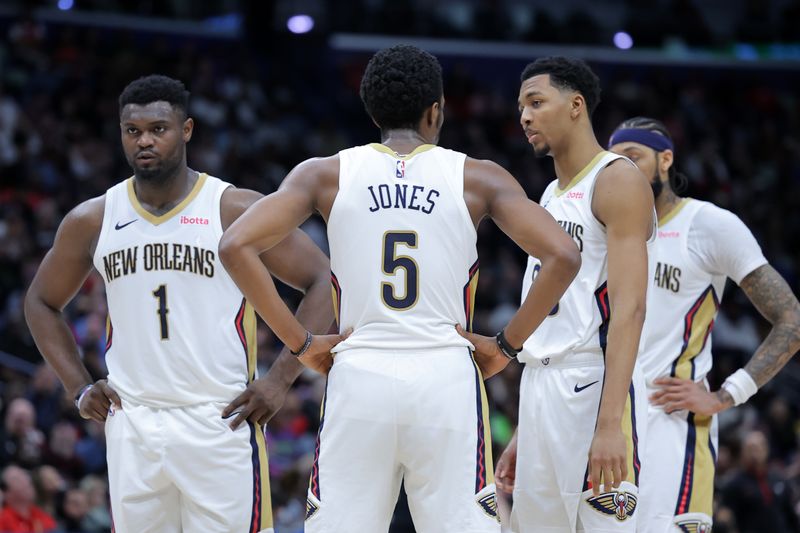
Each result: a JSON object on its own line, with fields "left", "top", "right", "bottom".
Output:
{"left": 287, "top": 14, "right": 314, "bottom": 34}
{"left": 57, "top": 0, "right": 74, "bottom": 10}
{"left": 613, "top": 31, "right": 633, "bottom": 50}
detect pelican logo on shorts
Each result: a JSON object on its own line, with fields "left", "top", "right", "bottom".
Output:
{"left": 586, "top": 490, "right": 637, "bottom": 521}
{"left": 676, "top": 519, "right": 712, "bottom": 533}
{"left": 476, "top": 493, "right": 499, "bottom": 522}
{"left": 305, "top": 498, "right": 319, "bottom": 520}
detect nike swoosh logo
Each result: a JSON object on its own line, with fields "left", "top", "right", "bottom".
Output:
{"left": 574, "top": 380, "right": 599, "bottom": 393}
{"left": 114, "top": 219, "right": 138, "bottom": 230}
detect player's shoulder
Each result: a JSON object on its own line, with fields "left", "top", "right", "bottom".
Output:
{"left": 65, "top": 194, "right": 106, "bottom": 229}
{"left": 464, "top": 156, "right": 511, "bottom": 180}
{"left": 688, "top": 198, "right": 751, "bottom": 235}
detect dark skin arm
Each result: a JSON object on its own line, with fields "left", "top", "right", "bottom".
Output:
{"left": 651, "top": 264, "right": 800, "bottom": 415}
{"left": 218, "top": 188, "right": 335, "bottom": 429}
{"left": 219, "top": 157, "right": 346, "bottom": 379}
{"left": 24, "top": 197, "right": 121, "bottom": 422}
{"left": 589, "top": 160, "right": 654, "bottom": 495}
{"left": 456, "top": 157, "right": 582, "bottom": 378}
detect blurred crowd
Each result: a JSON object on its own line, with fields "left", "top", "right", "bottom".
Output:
{"left": 0, "top": 11, "right": 799, "bottom": 533}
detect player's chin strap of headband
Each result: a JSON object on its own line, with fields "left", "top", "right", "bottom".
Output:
{"left": 608, "top": 128, "right": 674, "bottom": 152}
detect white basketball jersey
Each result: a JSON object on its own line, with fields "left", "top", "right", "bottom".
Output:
{"left": 92, "top": 174, "right": 257, "bottom": 407}
{"left": 328, "top": 143, "right": 477, "bottom": 352}
{"left": 519, "top": 151, "right": 656, "bottom": 362}
{"left": 639, "top": 199, "right": 726, "bottom": 384}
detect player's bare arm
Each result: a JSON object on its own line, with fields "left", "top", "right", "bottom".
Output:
{"left": 652, "top": 264, "right": 800, "bottom": 415}
{"left": 219, "top": 187, "right": 335, "bottom": 428}
{"left": 457, "top": 158, "right": 581, "bottom": 379}
{"left": 589, "top": 159, "right": 654, "bottom": 494}
{"left": 23, "top": 197, "right": 122, "bottom": 422}
{"left": 219, "top": 157, "right": 346, "bottom": 377}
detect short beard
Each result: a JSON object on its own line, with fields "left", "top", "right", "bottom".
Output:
{"left": 651, "top": 168, "right": 664, "bottom": 199}
{"left": 133, "top": 156, "right": 181, "bottom": 186}
{"left": 533, "top": 143, "right": 551, "bottom": 158}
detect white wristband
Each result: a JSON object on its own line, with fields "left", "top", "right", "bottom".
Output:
{"left": 721, "top": 368, "right": 758, "bottom": 406}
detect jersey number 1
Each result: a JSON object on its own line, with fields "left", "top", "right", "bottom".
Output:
{"left": 152, "top": 284, "right": 169, "bottom": 339}
{"left": 381, "top": 231, "right": 419, "bottom": 311}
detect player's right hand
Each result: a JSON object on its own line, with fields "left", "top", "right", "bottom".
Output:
{"left": 297, "top": 330, "right": 351, "bottom": 375}
{"left": 77, "top": 379, "right": 121, "bottom": 422}
{"left": 495, "top": 431, "right": 518, "bottom": 493}
{"left": 455, "top": 325, "right": 511, "bottom": 379}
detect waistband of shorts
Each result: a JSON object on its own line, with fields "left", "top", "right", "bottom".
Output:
{"left": 334, "top": 345, "right": 473, "bottom": 360}
{"left": 523, "top": 351, "right": 605, "bottom": 369}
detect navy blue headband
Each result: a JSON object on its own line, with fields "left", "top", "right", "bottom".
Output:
{"left": 608, "top": 128, "right": 674, "bottom": 152}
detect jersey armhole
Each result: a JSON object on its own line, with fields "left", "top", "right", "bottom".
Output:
{"left": 92, "top": 188, "right": 116, "bottom": 266}
{"left": 213, "top": 178, "right": 232, "bottom": 237}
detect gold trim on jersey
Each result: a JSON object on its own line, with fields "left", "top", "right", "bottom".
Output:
{"left": 620, "top": 385, "right": 641, "bottom": 485}
{"left": 126, "top": 172, "right": 208, "bottom": 226}
{"left": 658, "top": 198, "right": 691, "bottom": 227}
{"left": 368, "top": 143, "right": 436, "bottom": 160}
{"left": 672, "top": 287, "right": 718, "bottom": 381}
{"left": 554, "top": 151, "right": 609, "bottom": 196}
{"left": 675, "top": 414, "right": 715, "bottom": 518}
{"left": 253, "top": 422, "right": 274, "bottom": 530}
{"left": 243, "top": 302, "right": 258, "bottom": 382}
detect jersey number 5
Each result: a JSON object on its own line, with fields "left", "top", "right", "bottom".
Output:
{"left": 381, "top": 231, "right": 419, "bottom": 311}
{"left": 152, "top": 284, "right": 169, "bottom": 339}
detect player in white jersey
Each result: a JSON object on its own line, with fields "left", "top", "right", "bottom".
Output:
{"left": 464, "top": 57, "right": 656, "bottom": 533}
{"left": 218, "top": 45, "right": 581, "bottom": 533}
{"left": 608, "top": 116, "right": 800, "bottom": 532}
{"left": 23, "top": 75, "right": 341, "bottom": 533}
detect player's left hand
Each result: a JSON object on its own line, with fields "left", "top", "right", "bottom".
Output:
{"left": 222, "top": 374, "right": 291, "bottom": 430}
{"left": 297, "top": 330, "right": 351, "bottom": 376}
{"left": 587, "top": 426, "right": 627, "bottom": 496}
{"left": 455, "top": 325, "right": 512, "bottom": 379}
{"left": 650, "top": 377, "right": 731, "bottom": 416}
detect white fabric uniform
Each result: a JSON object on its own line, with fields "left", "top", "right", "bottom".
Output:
{"left": 513, "top": 152, "right": 655, "bottom": 533}
{"left": 636, "top": 199, "right": 766, "bottom": 533}
{"left": 307, "top": 143, "right": 498, "bottom": 533}
{"left": 93, "top": 174, "right": 272, "bottom": 533}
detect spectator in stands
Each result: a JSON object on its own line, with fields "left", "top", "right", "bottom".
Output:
{"left": 0, "top": 464, "right": 57, "bottom": 533}
{"left": 721, "top": 430, "right": 800, "bottom": 532}
{"left": 1, "top": 398, "right": 43, "bottom": 469}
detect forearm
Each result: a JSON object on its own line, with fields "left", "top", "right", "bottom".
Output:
{"left": 597, "top": 306, "right": 644, "bottom": 427}
{"left": 24, "top": 298, "right": 93, "bottom": 397}
{"left": 220, "top": 246, "right": 308, "bottom": 352}
{"left": 504, "top": 252, "right": 580, "bottom": 347}
{"left": 263, "top": 274, "right": 335, "bottom": 387}
{"left": 743, "top": 320, "right": 800, "bottom": 387}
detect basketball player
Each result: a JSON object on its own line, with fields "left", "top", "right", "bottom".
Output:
{"left": 465, "top": 57, "right": 656, "bottom": 532}
{"left": 23, "top": 75, "right": 341, "bottom": 533}
{"left": 607, "top": 117, "right": 800, "bottom": 532}
{"left": 218, "top": 45, "right": 581, "bottom": 533}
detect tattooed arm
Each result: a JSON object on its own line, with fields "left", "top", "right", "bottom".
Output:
{"left": 652, "top": 264, "right": 800, "bottom": 414}
{"left": 739, "top": 264, "right": 800, "bottom": 386}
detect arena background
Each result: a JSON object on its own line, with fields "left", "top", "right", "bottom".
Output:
{"left": 1, "top": 1, "right": 799, "bottom": 531}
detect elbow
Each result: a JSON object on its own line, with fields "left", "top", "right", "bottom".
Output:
{"left": 23, "top": 289, "right": 36, "bottom": 326}
{"left": 218, "top": 232, "right": 244, "bottom": 272}
{"left": 552, "top": 241, "right": 582, "bottom": 280}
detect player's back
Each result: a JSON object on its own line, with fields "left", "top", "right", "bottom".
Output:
{"left": 93, "top": 174, "right": 256, "bottom": 407}
{"left": 328, "top": 143, "right": 477, "bottom": 352}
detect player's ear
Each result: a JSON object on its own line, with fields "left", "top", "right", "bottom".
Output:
{"left": 570, "top": 93, "right": 585, "bottom": 120}
{"left": 659, "top": 149, "right": 674, "bottom": 174}
{"left": 183, "top": 117, "right": 194, "bottom": 142}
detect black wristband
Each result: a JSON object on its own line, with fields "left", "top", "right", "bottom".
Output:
{"left": 496, "top": 330, "right": 522, "bottom": 359}
{"left": 291, "top": 331, "right": 313, "bottom": 357}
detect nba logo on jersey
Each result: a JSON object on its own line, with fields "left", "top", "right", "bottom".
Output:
{"left": 395, "top": 160, "right": 405, "bottom": 178}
